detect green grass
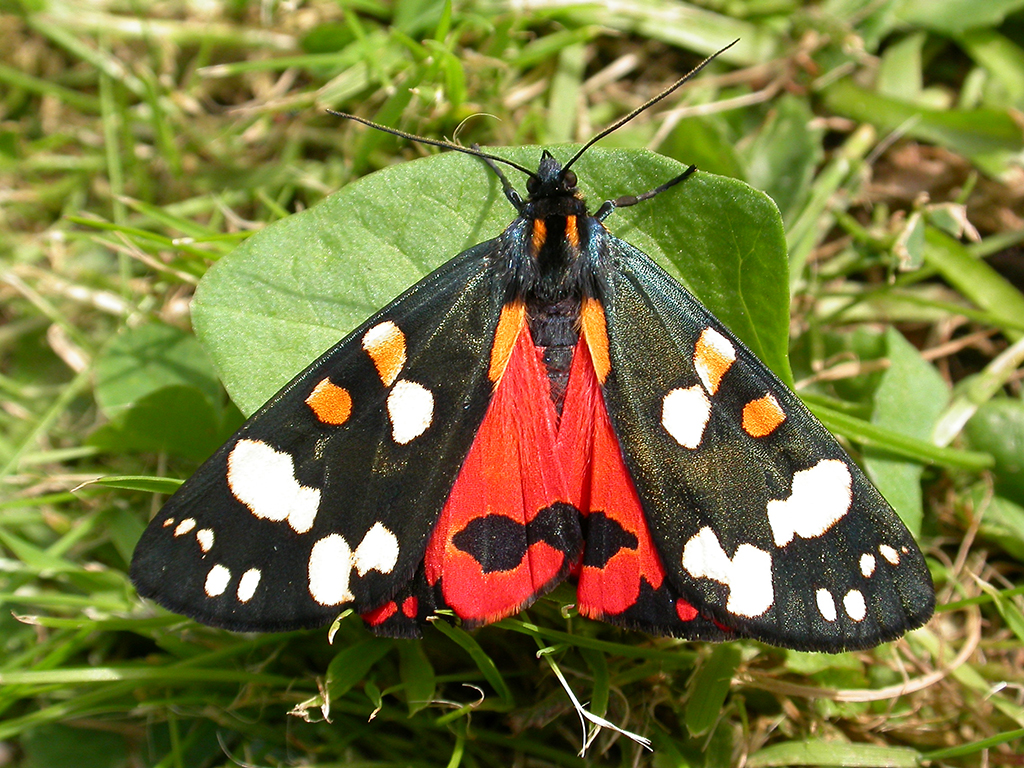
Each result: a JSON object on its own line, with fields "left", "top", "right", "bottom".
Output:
{"left": 3, "top": 0, "right": 1024, "bottom": 765}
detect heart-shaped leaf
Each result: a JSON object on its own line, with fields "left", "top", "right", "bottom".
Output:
{"left": 193, "top": 147, "right": 790, "bottom": 415}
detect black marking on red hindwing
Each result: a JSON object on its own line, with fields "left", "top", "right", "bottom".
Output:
{"left": 362, "top": 567, "right": 442, "bottom": 639}
{"left": 452, "top": 502, "right": 582, "bottom": 574}
{"left": 581, "top": 511, "right": 639, "bottom": 569}
{"left": 597, "top": 579, "right": 733, "bottom": 641}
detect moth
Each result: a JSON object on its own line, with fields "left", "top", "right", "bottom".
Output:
{"left": 131, "top": 50, "right": 934, "bottom": 652}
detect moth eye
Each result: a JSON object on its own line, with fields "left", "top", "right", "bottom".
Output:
{"left": 562, "top": 170, "right": 577, "bottom": 188}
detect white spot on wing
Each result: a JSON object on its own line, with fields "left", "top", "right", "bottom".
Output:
{"left": 844, "top": 589, "right": 866, "bottom": 621}
{"left": 227, "top": 439, "right": 320, "bottom": 534}
{"left": 307, "top": 526, "right": 402, "bottom": 606}
{"left": 661, "top": 385, "right": 711, "bottom": 449}
{"left": 196, "top": 529, "right": 214, "bottom": 553}
{"left": 682, "top": 527, "right": 774, "bottom": 618}
{"left": 308, "top": 534, "right": 354, "bottom": 606}
{"left": 162, "top": 518, "right": 175, "bottom": 527}
{"left": 174, "top": 518, "right": 196, "bottom": 536}
{"left": 237, "top": 568, "right": 261, "bottom": 603}
{"left": 352, "top": 522, "right": 399, "bottom": 576}
{"left": 860, "top": 553, "right": 876, "bottom": 577}
{"left": 205, "top": 564, "right": 231, "bottom": 597}
{"left": 879, "top": 544, "right": 900, "bottom": 565}
{"left": 387, "top": 380, "right": 434, "bottom": 444}
{"left": 816, "top": 588, "right": 837, "bottom": 622}
{"left": 766, "top": 459, "right": 852, "bottom": 547}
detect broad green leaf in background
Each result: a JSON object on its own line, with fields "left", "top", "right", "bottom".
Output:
{"left": 966, "top": 397, "right": 1024, "bottom": 505}
{"left": 93, "top": 323, "right": 223, "bottom": 416}
{"left": 661, "top": 116, "right": 745, "bottom": 180}
{"left": 968, "top": 488, "right": 1024, "bottom": 562}
{"left": 740, "top": 94, "right": 823, "bottom": 227}
{"left": 865, "top": 328, "right": 949, "bottom": 535}
{"left": 87, "top": 385, "right": 242, "bottom": 461}
{"left": 193, "top": 147, "right": 791, "bottom": 415}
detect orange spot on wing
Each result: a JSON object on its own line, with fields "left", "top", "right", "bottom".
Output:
{"left": 565, "top": 215, "right": 579, "bottom": 248}
{"left": 557, "top": 337, "right": 667, "bottom": 617}
{"left": 305, "top": 378, "right": 353, "bottom": 425}
{"left": 362, "top": 322, "right": 406, "bottom": 386}
{"left": 488, "top": 301, "right": 526, "bottom": 383}
{"left": 742, "top": 393, "right": 786, "bottom": 437}
{"left": 580, "top": 298, "right": 611, "bottom": 384}
{"left": 425, "top": 328, "right": 577, "bottom": 626}
{"left": 531, "top": 218, "right": 547, "bottom": 254}
{"left": 694, "top": 327, "right": 735, "bottom": 395}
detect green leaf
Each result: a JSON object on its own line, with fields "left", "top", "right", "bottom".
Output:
{"left": 21, "top": 723, "right": 128, "bottom": 768}
{"left": 87, "top": 385, "right": 243, "bottom": 461}
{"left": 924, "top": 228, "right": 1024, "bottom": 342}
{"left": 430, "top": 620, "right": 513, "bottom": 707}
{"left": 193, "top": 147, "right": 791, "bottom": 415}
{"left": 578, "top": 646, "right": 610, "bottom": 719}
{"left": 747, "top": 739, "right": 921, "bottom": 768}
{"left": 661, "top": 115, "right": 745, "bottom": 180}
{"left": 88, "top": 475, "right": 183, "bottom": 494}
{"left": 822, "top": 78, "right": 1024, "bottom": 176}
{"left": 325, "top": 638, "right": 393, "bottom": 699}
{"left": 741, "top": 94, "right": 824, "bottom": 226}
{"left": 968, "top": 487, "right": 1024, "bottom": 561}
{"left": 958, "top": 30, "right": 1024, "bottom": 108}
{"left": 864, "top": 329, "right": 949, "bottom": 535}
{"left": 685, "top": 644, "right": 741, "bottom": 737}
{"left": 807, "top": 397, "right": 992, "bottom": 470}
{"left": 877, "top": 32, "right": 925, "bottom": 103}
{"left": 965, "top": 397, "right": 1024, "bottom": 505}
{"left": 895, "top": 0, "right": 1024, "bottom": 34}
{"left": 93, "top": 323, "right": 223, "bottom": 416}
{"left": 977, "top": 580, "right": 1024, "bottom": 644}
{"left": 397, "top": 640, "right": 436, "bottom": 715}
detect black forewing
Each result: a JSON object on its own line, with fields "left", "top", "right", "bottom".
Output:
{"left": 596, "top": 235, "right": 935, "bottom": 651}
{"left": 131, "top": 241, "right": 507, "bottom": 632}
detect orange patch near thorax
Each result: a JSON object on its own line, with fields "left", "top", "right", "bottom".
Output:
{"left": 531, "top": 218, "right": 547, "bottom": 255}
{"left": 580, "top": 298, "right": 610, "bottom": 384}
{"left": 564, "top": 215, "right": 580, "bottom": 248}
{"left": 489, "top": 301, "right": 526, "bottom": 383}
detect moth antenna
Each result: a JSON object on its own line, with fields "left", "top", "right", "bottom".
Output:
{"left": 327, "top": 110, "right": 539, "bottom": 180}
{"left": 561, "top": 39, "right": 739, "bottom": 174}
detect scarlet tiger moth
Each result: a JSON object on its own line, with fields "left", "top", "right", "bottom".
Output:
{"left": 130, "top": 48, "right": 934, "bottom": 653}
